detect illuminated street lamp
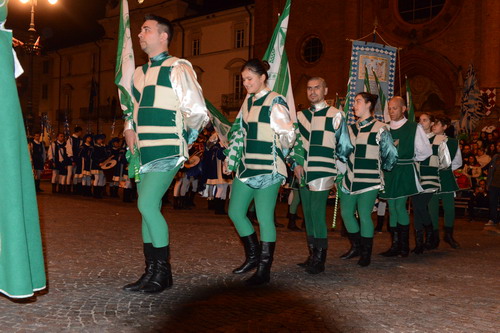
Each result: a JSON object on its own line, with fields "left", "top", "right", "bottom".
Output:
{"left": 17, "top": 0, "right": 58, "bottom": 134}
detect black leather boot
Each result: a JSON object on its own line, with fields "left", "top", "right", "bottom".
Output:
{"left": 398, "top": 224, "right": 410, "bottom": 257}
{"left": 357, "top": 237, "right": 373, "bottom": 267}
{"left": 379, "top": 227, "right": 400, "bottom": 256}
{"left": 443, "top": 226, "right": 460, "bottom": 249}
{"left": 110, "top": 186, "right": 119, "bottom": 198}
{"left": 141, "top": 246, "right": 173, "bottom": 293}
{"left": 340, "top": 232, "right": 361, "bottom": 259}
{"left": 424, "top": 225, "right": 434, "bottom": 250}
{"left": 287, "top": 213, "right": 301, "bottom": 231}
{"left": 306, "top": 247, "right": 327, "bottom": 274}
{"left": 123, "top": 243, "right": 154, "bottom": 292}
{"left": 123, "top": 188, "right": 133, "bottom": 202}
{"left": 412, "top": 229, "right": 425, "bottom": 254}
{"left": 214, "top": 198, "right": 227, "bottom": 215}
{"left": 297, "top": 237, "right": 314, "bottom": 267}
{"left": 431, "top": 228, "right": 440, "bottom": 249}
{"left": 245, "top": 242, "right": 275, "bottom": 285}
{"left": 233, "top": 233, "right": 260, "bottom": 274}
{"left": 375, "top": 215, "right": 385, "bottom": 232}
{"left": 35, "top": 179, "right": 43, "bottom": 192}
{"left": 93, "top": 186, "right": 102, "bottom": 199}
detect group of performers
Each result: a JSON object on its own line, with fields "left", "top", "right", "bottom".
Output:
{"left": 29, "top": 129, "right": 135, "bottom": 200}
{"left": 118, "top": 14, "right": 463, "bottom": 294}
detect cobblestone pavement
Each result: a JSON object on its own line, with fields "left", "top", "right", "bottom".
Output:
{"left": 1, "top": 182, "right": 499, "bottom": 332}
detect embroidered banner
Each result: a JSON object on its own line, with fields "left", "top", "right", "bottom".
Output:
{"left": 346, "top": 41, "right": 397, "bottom": 124}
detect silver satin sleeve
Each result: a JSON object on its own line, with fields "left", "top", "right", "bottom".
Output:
{"left": 171, "top": 59, "right": 210, "bottom": 132}
{"left": 451, "top": 146, "right": 462, "bottom": 171}
{"left": 414, "top": 124, "right": 432, "bottom": 162}
{"left": 438, "top": 140, "right": 452, "bottom": 170}
{"left": 270, "top": 97, "right": 296, "bottom": 149}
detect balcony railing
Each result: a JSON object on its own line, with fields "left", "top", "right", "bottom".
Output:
{"left": 221, "top": 93, "right": 246, "bottom": 112}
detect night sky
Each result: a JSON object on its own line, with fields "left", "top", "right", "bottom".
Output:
{"left": 6, "top": 0, "right": 106, "bottom": 51}
{"left": 6, "top": 0, "right": 250, "bottom": 51}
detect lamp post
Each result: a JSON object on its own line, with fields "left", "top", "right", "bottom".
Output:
{"left": 18, "top": 0, "right": 58, "bottom": 135}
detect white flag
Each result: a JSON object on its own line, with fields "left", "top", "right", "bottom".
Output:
{"left": 115, "top": 0, "right": 135, "bottom": 121}
{"left": 262, "top": 0, "right": 296, "bottom": 121}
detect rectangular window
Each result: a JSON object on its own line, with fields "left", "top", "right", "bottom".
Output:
{"left": 235, "top": 29, "right": 245, "bottom": 48}
{"left": 234, "top": 74, "right": 244, "bottom": 98}
{"left": 192, "top": 39, "right": 200, "bottom": 56}
{"left": 42, "top": 84, "right": 49, "bottom": 100}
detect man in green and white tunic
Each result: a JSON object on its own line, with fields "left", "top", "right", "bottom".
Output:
{"left": 123, "top": 14, "right": 209, "bottom": 294}
{"left": 380, "top": 96, "right": 432, "bottom": 257}
{"left": 290, "top": 77, "right": 353, "bottom": 274}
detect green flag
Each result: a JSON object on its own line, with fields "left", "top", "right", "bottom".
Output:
{"left": 406, "top": 76, "right": 415, "bottom": 122}
{"left": 262, "top": 0, "right": 296, "bottom": 120}
{"left": 372, "top": 68, "right": 390, "bottom": 122}
{"left": 0, "top": 0, "right": 46, "bottom": 299}
{"left": 364, "top": 65, "right": 371, "bottom": 93}
{"left": 114, "top": 0, "right": 135, "bottom": 122}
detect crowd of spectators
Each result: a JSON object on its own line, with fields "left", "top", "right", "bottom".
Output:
{"left": 454, "top": 126, "right": 500, "bottom": 221}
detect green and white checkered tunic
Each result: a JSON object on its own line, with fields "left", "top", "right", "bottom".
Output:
{"left": 237, "top": 91, "right": 287, "bottom": 179}
{"left": 437, "top": 138, "right": 460, "bottom": 194}
{"left": 419, "top": 134, "right": 443, "bottom": 192}
{"left": 296, "top": 106, "right": 345, "bottom": 189}
{"left": 132, "top": 56, "right": 187, "bottom": 166}
{"left": 343, "top": 118, "right": 390, "bottom": 195}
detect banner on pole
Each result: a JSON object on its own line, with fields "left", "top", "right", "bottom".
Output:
{"left": 346, "top": 41, "right": 397, "bottom": 124}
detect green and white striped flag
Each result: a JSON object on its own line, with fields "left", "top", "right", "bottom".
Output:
{"left": 262, "top": 0, "right": 296, "bottom": 121}
{"left": 372, "top": 68, "right": 390, "bottom": 122}
{"left": 205, "top": 98, "right": 232, "bottom": 147}
{"left": 114, "top": 0, "right": 135, "bottom": 121}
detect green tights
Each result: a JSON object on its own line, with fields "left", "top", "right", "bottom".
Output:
{"left": 137, "top": 167, "right": 180, "bottom": 247}
{"left": 388, "top": 197, "right": 409, "bottom": 227}
{"left": 289, "top": 189, "right": 300, "bottom": 214}
{"left": 299, "top": 187, "right": 329, "bottom": 248}
{"left": 429, "top": 192, "right": 455, "bottom": 229}
{"left": 228, "top": 178, "right": 281, "bottom": 242}
{"left": 340, "top": 189, "right": 378, "bottom": 238}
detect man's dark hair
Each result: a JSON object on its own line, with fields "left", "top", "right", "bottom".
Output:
{"left": 144, "top": 14, "right": 174, "bottom": 45}
{"left": 74, "top": 126, "right": 83, "bottom": 133}
{"left": 434, "top": 115, "right": 451, "bottom": 128}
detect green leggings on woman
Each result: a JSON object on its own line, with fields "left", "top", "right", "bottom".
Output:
{"left": 289, "top": 188, "right": 300, "bottom": 214}
{"left": 388, "top": 197, "right": 409, "bottom": 227}
{"left": 429, "top": 192, "right": 455, "bottom": 229}
{"left": 340, "top": 189, "right": 378, "bottom": 238}
{"left": 137, "top": 167, "right": 180, "bottom": 247}
{"left": 228, "top": 178, "right": 281, "bottom": 242}
{"left": 299, "top": 187, "right": 329, "bottom": 248}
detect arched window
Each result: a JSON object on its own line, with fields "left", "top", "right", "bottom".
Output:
{"left": 398, "top": 0, "right": 445, "bottom": 24}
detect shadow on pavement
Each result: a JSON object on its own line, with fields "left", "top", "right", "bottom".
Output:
{"left": 158, "top": 283, "right": 340, "bottom": 332}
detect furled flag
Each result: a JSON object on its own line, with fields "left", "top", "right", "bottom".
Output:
{"left": 372, "top": 69, "right": 390, "bottom": 122}
{"left": 205, "top": 98, "right": 232, "bottom": 147}
{"left": 363, "top": 65, "right": 371, "bottom": 93}
{"left": 459, "top": 64, "right": 484, "bottom": 133}
{"left": 114, "top": 0, "right": 135, "bottom": 122}
{"left": 405, "top": 75, "right": 415, "bottom": 122}
{"left": 262, "top": 0, "right": 296, "bottom": 121}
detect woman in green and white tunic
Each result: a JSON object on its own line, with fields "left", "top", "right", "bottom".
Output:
{"left": 411, "top": 113, "right": 444, "bottom": 253}
{"left": 339, "top": 92, "right": 397, "bottom": 267}
{"left": 428, "top": 115, "right": 462, "bottom": 249}
{"left": 226, "top": 59, "right": 295, "bottom": 285}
